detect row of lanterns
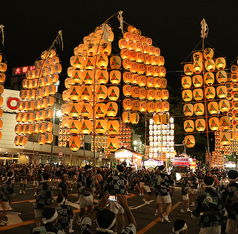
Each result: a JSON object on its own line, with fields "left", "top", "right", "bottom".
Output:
{"left": 118, "top": 123, "right": 132, "bottom": 149}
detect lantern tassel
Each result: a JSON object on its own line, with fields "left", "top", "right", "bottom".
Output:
{"left": 200, "top": 18, "right": 208, "bottom": 39}
{"left": 102, "top": 24, "right": 110, "bottom": 42}
{"left": 0, "top": 24, "right": 5, "bottom": 46}
{"left": 117, "top": 11, "right": 124, "bottom": 34}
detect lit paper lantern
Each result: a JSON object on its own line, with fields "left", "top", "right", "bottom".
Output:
{"left": 155, "top": 102, "right": 163, "bottom": 113}
{"left": 96, "top": 85, "right": 107, "bottom": 101}
{"left": 110, "top": 70, "right": 121, "bottom": 84}
{"left": 38, "top": 134, "right": 45, "bottom": 145}
{"left": 158, "top": 67, "right": 166, "bottom": 77}
{"left": 184, "top": 135, "right": 195, "bottom": 148}
{"left": 137, "top": 63, "right": 146, "bottom": 75}
{"left": 122, "top": 111, "right": 131, "bottom": 123}
{"left": 231, "top": 73, "right": 238, "bottom": 83}
{"left": 193, "top": 61, "right": 203, "bottom": 74}
{"left": 220, "top": 132, "right": 230, "bottom": 146}
{"left": 154, "top": 90, "right": 162, "bottom": 101}
{"left": 44, "top": 122, "right": 53, "bottom": 132}
{"left": 233, "top": 91, "right": 238, "bottom": 101}
{"left": 123, "top": 99, "right": 132, "bottom": 110}
{"left": 45, "top": 133, "right": 53, "bottom": 144}
{"left": 139, "top": 101, "right": 147, "bottom": 112}
{"left": 85, "top": 57, "right": 96, "bottom": 70}
{"left": 107, "top": 120, "right": 119, "bottom": 134}
{"left": 182, "top": 90, "right": 192, "bottom": 102}
{"left": 203, "top": 48, "right": 214, "bottom": 60}
{"left": 147, "top": 102, "right": 155, "bottom": 113}
{"left": 131, "top": 100, "right": 139, "bottom": 112}
{"left": 194, "top": 103, "right": 204, "bottom": 116}
{"left": 216, "top": 71, "right": 227, "bottom": 83}
{"left": 97, "top": 54, "right": 108, "bottom": 69}
{"left": 231, "top": 83, "right": 238, "bottom": 91}
{"left": 81, "top": 85, "right": 92, "bottom": 101}
{"left": 216, "top": 86, "right": 227, "bottom": 99}
{"left": 209, "top": 117, "right": 219, "bottom": 131}
{"left": 183, "top": 104, "right": 193, "bottom": 116}
{"left": 208, "top": 102, "right": 219, "bottom": 114}
{"left": 123, "top": 59, "right": 132, "bottom": 70}
{"left": 162, "top": 101, "right": 170, "bottom": 112}
{"left": 123, "top": 85, "right": 132, "bottom": 97}
{"left": 108, "top": 86, "right": 119, "bottom": 101}
{"left": 80, "top": 103, "right": 92, "bottom": 117}
{"left": 184, "top": 120, "right": 194, "bottom": 133}
{"left": 83, "top": 70, "right": 94, "bottom": 85}
{"left": 107, "top": 136, "right": 119, "bottom": 152}
{"left": 123, "top": 72, "right": 131, "bottom": 84}
{"left": 120, "top": 49, "right": 129, "bottom": 59}
{"left": 95, "top": 120, "right": 108, "bottom": 134}
{"left": 139, "top": 88, "right": 146, "bottom": 100}
{"left": 193, "top": 52, "right": 203, "bottom": 62}
{"left": 95, "top": 103, "right": 107, "bottom": 118}
{"left": 69, "top": 136, "right": 81, "bottom": 151}
{"left": 195, "top": 119, "right": 206, "bottom": 131}
{"left": 219, "top": 100, "right": 230, "bottom": 113}
{"left": 204, "top": 72, "right": 215, "bottom": 86}
{"left": 131, "top": 86, "right": 140, "bottom": 99}
{"left": 193, "top": 89, "right": 203, "bottom": 101}
{"left": 131, "top": 113, "right": 140, "bottom": 124}
{"left": 215, "top": 57, "right": 226, "bottom": 70}
{"left": 45, "top": 109, "right": 54, "bottom": 120}
{"left": 14, "top": 135, "right": 21, "bottom": 146}
{"left": 219, "top": 116, "right": 231, "bottom": 130}
{"left": 19, "top": 136, "right": 28, "bottom": 146}
{"left": 131, "top": 74, "right": 139, "bottom": 85}
{"left": 205, "top": 87, "right": 216, "bottom": 99}
{"left": 193, "top": 75, "right": 203, "bottom": 87}
{"left": 70, "top": 56, "right": 85, "bottom": 69}
{"left": 81, "top": 120, "right": 92, "bottom": 134}
{"left": 138, "top": 75, "right": 146, "bottom": 87}
{"left": 147, "top": 89, "right": 155, "bottom": 100}
{"left": 107, "top": 102, "right": 118, "bottom": 117}
{"left": 181, "top": 76, "right": 192, "bottom": 89}
{"left": 205, "top": 59, "right": 215, "bottom": 72}
{"left": 69, "top": 86, "right": 81, "bottom": 101}
{"left": 184, "top": 64, "right": 193, "bottom": 75}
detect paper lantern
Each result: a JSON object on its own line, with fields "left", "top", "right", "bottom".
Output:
{"left": 162, "top": 101, "right": 170, "bottom": 112}
{"left": 216, "top": 86, "right": 227, "bottom": 99}
{"left": 69, "top": 86, "right": 81, "bottom": 101}
{"left": 107, "top": 120, "right": 119, "bottom": 135}
{"left": 193, "top": 52, "right": 203, "bottom": 62}
{"left": 123, "top": 72, "right": 131, "bottom": 84}
{"left": 147, "top": 102, "right": 155, "bottom": 113}
{"left": 100, "top": 42, "right": 111, "bottom": 56}
{"left": 95, "top": 120, "right": 108, "bottom": 134}
{"left": 138, "top": 75, "right": 147, "bottom": 87}
{"left": 0, "top": 73, "right": 6, "bottom": 83}
{"left": 209, "top": 117, "right": 219, "bottom": 131}
{"left": 44, "top": 122, "right": 53, "bottom": 133}
{"left": 162, "top": 89, "right": 169, "bottom": 100}
{"left": 184, "top": 135, "right": 195, "bottom": 148}
{"left": 182, "top": 90, "right": 192, "bottom": 102}
{"left": 137, "top": 63, "right": 146, "bottom": 75}
{"left": 70, "top": 56, "right": 85, "bottom": 69}
{"left": 219, "top": 116, "right": 231, "bottom": 130}
{"left": 97, "top": 54, "right": 108, "bottom": 69}
{"left": 216, "top": 71, "right": 227, "bottom": 83}
{"left": 108, "top": 86, "right": 119, "bottom": 101}
{"left": 45, "top": 133, "right": 53, "bottom": 144}
{"left": 184, "top": 64, "right": 193, "bottom": 75}
{"left": 204, "top": 72, "right": 215, "bottom": 85}
{"left": 80, "top": 103, "right": 92, "bottom": 117}
{"left": 69, "top": 136, "right": 81, "bottom": 151}
{"left": 161, "top": 114, "right": 169, "bottom": 124}
{"left": 0, "top": 63, "right": 7, "bottom": 73}
{"left": 69, "top": 120, "right": 81, "bottom": 134}
{"left": 139, "top": 101, "right": 147, "bottom": 112}
{"left": 110, "top": 70, "right": 121, "bottom": 84}
{"left": 38, "top": 134, "right": 45, "bottom": 145}
{"left": 154, "top": 102, "right": 163, "bottom": 113}
{"left": 193, "top": 89, "right": 203, "bottom": 101}
{"left": 194, "top": 103, "right": 204, "bottom": 116}
{"left": 107, "top": 136, "right": 119, "bottom": 152}
{"left": 139, "top": 88, "right": 146, "bottom": 100}
{"left": 122, "top": 111, "right": 131, "bottom": 123}
{"left": 154, "top": 90, "right": 162, "bottom": 101}
{"left": 81, "top": 120, "right": 92, "bottom": 134}
{"left": 193, "top": 61, "right": 203, "bottom": 74}
{"left": 120, "top": 49, "right": 130, "bottom": 59}
{"left": 215, "top": 57, "right": 226, "bottom": 70}
{"left": 220, "top": 132, "right": 230, "bottom": 146}
{"left": 96, "top": 85, "right": 107, "bottom": 101}
{"left": 81, "top": 85, "right": 92, "bottom": 101}
{"left": 109, "top": 55, "right": 121, "bottom": 69}
{"left": 203, "top": 48, "right": 214, "bottom": 60}
{"left": 205, "top": 59, "right": 215, "bottom": 72}
{"left": 183, "top": 104, "right": 193, "bottom": 116}
{"left": 233, "top": 91, "right": 238, "bottom": 101}
{"left": 184, "top": 120, "right": 194, "bottom": 133}
{"left": 19, "top": 136, "right": 28, "bottom": 146}
{"left": 153, "top": 114, "right": 162, "bottom": 125}
{"left": 131, "top": 100, "right": 139, "bottom": 112}
{"left": 14, "top": 135, "right": 21, "bottom": 146}
{"left": 160, "top": 78, "right": 167, "bottom": 89}
{"left": 123, "top": 59, "right": 132, "bottom": 70}
{"left": 158, "top": 67, "right": 166, "bottom": 77}
{"left": 231, "top": 83, "right": 238, "bottom": 91}
{"left": 107, "top": 102, "right": 118, "bottom": 117}
{"left": 123, "top": 85, "right": 132, "bottom": 97}
{"left": 131, "top": 86, "right": 140, "bottom": 98}
{"left": 131, "top": 74, "right": 139, "bottom": 85}
{"left": 85, "top": 57, "right": 96, "bottom": 70}
{"left": 45, "top": 109, "right": 54, "bottom": 120}
{"left": 208, "top": 102, "right": 219, "bottom": 114}
{"left": 123, "top": 99, "right": 132, "bottom": 111}
{"left": 231, "top": 73, "right": 238, "bottom": 83}
{"left": 68, "top": 103, "right": 81, "bottom": 118}
{"left": 82, "top": 70, "right": 94, "bottom": 85}
{"left": 131, "top": 113, "right": 140, "bottom": 124}
{"left": 219, "top": 100, "right": 230, "bottom": 113}
{"left": 193, "top": 75, "right": 203, "bottom": 87}
{"left": 128, "top": 40, "right": 136, "bottom": 50}
{"left": 0, "top": 108, "right": 2, "bottom": 118}
{"left": 95, "top": 103, "right": 107, "bottom": 118}
{"left": 205, "top": 87, "right": 216, "bottom": 99}
{"left": 195, "top": 119, "right": 206, "bottom": 131}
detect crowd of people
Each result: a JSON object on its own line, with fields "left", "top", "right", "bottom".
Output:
{"left": 0, "top": 162, "right": 237, "bottom": 234}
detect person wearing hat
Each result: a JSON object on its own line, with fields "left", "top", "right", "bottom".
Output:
{"left": 31, "top": 206, "right": 64, "bottom": 234}
{"left": 154, "top": 165, "right": 173, "bottom": 222}
{"left": 180, "top": 173, "right": 192, "bottom": 214}
{"left": 0, "top": 171, "right": 15, "bottom": 226}
{"left": 77, "top": 165, "right": 95, "bottom": 225}
{"left": 191, "top": 176, "right": 226, "bottom": 234}
{"left": 171, "top": 219, "right": 188, "bottom": 234}
{"left": 57, "top": 173, "right": 71, "bottom": 200}
{"left": 222, "top": 169, "right": 238, "bottom": 234}
{"left": 80, "top": 194, "right": 136, "bottom": 234}
{"left": 34, "top": 173, "right": 54, "bottom": 227}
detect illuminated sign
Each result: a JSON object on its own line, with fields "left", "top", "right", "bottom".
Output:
{"left": 12, "top": 65, "right": 35, "bottom": 76}
{"left": 1, "top": 89, "right": 20, "bottom": 113}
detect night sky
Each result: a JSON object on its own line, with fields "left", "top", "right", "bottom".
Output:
{"left": 1, "top": 0, "right": 238, "bottom": 92}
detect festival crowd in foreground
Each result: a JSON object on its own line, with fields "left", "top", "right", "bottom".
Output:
{"left": 0, "top": 162, "right": 237, "bottom": 234}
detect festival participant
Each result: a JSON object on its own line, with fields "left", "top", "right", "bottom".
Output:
{"left": 80, "top": 194, "right": 136, "bottom": 234}
{"left": 0, "top": 172, "right": 15, "bottom": 226}
{"left": 31, "top": 206, "right": 64, "bottom": 234}
{"left": 19, "top": 164, "right": 29, "bottom": 194}
{"left": 139, "top": 169, "right": 145, "bottom": 196}
{"left": 154, "top": 165, "right": 173, "bottom": 222}
{"left": 171, "top": 219, "right": 188, "bottom": 234}
{"left": 142, "top": 170, "right": 152, "bottom": 204}
{"left": 52, "top": 166, "right": 59, "bottom": 189}
{"left": 180, "top": 173, "right": 192, "bottom": 213}
{"left": 222, "top": 170, "right": 238, "bottom": 234}
{"left": 32, "top": 165, "right": 41, "bottom": 197}
{"left": 188, "top": 172, "right": 199, "bottom": 207}
{"left": 170, "top": 169, "right": 176, "bottom": 196}
{"left": 191, "top": 176, "right": 226, "bottom": 234}
{"left": 77, "top": 165, "right": 95, "bottom": 225}
{"left": 58, "top": 173, "right": 71, "bottom": 200}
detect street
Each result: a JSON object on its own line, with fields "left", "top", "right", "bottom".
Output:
{"left": 0, "top": 181, "right": 201, "bottom": 234}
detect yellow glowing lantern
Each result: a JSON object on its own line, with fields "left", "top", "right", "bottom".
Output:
{"left": 123, "top": 72, "right": 131, "bottom": 84}
{"left": 208, "top": 102, "right": 219, "bottom": 114}
{"left": 182, "top": 90, "right": 192, "bottom": 102}
{"left": 162, "top": 89, "right": 169, "bottom": 100}
{"left": 181, "top": 76, "right": 191, "bottom": 89}
{"left": 205, "top": 59, "right": 215, "bottom": 72}
{"left": 45, "top": 133, "right": 53, "bottom": 144}
{"left": 216, "top": 71, "right": 227, "bottom": 83}
{"left": 160, "top": 78, "right": 167, "bottom": 89}
{"left": 70, "top": 56, "right": 85, "bottom": 69}
{"left": 231, "top": 73, "right": 238, "bottom": 83}
{"left": 45, "top": 109, "right": 54, "bottom": 120}
{"left": 215, "top": 57, "right": 226, "bottom": 70}
{"left": 155, "top": 102, "right": 163, "bottom": 113}
{"left": 183, "top": 104, "right": 194, "bottom": 116}
{"left": 135, "top": 42, "right": 143, "bottom": 52}
{"left": 232, "top": 83, "right": 238, "bottom": 91}
{"left": 110, "top": 56, "right": 121, "bottom": 69}
{"left": 26, "top": 124, "right": 33, "bottom": 134}
{"left": 209, "top": 117, "right": 219, "bottom": 131}
{"left": 204, "top": 48, "right": 214, "bottom": 60}
{"left": 130, "top": 62, "right": 138, "bottom": 73}
{"left": 69, "top": 86, "right": 81, "bottom": 101}
{"left": 130, "top": 74, "right": 139, "bottom": 85}
{"left": 0, "top": 63, "right": 7, "bottom": 73}
{"left": 131, "top": 113, "right": 140, "bottom": 124}
{"left": 194, "top": 103, "right": 204, "bottom": 116}
{"left": 97, "top": 54, "right": 108, "bottom": 69}
{"left": 216, "top": 86, "right": 227, "bottom": 99}
{"left": 107, "top": 102, "right": 118, "bottom": 117}
{"left": 132, "top": 100, "right": 140, "bottom": 112}
{"left": 64, "top": 78, "right": 74, "bottom": 89}
{"left": 80, "top": 103, "right": 92, "bottom": 117}
{"left": 0, "top": 73, "right": 6, "bottom": 83}
{"left": 83, "top": 70, "right": 94, "bottom": 85}
{"left": 131, "top": 86, "right": 140, "bottom": 99}
{"left": 38, "top": 134, "right": 45, "bottom": 145}
{"left": 100, "top": 42, "right": 111, "bottom": 56}
{"left": 128, "top": 40, "right": 136, "bottom": 50}
{"left": 110, "top": 70, "right": 121, "bottom": 85}
{"left": 204, "top": 72, "right": 215, "bottom": 86}
{"left": 139, "top": 88, "right": 146, "bottom": 100}
{"left": 122, "top": 111, "right": 131, "bottom": 123}
{"left": 219, "top": 116, "right": 231, "bottom": 130}
{"left": 195, "top": 119, "right": 206, "bottom": 131}
{"left": 123, "top": 85, "right": 132, "bottom": 97}
{"left": 138, "top": 75, "right": 146, "bottom": 87}
{"left": 129, "top": 50, "right": 137, "bottom": 61}
{"left": 95, "top": 120, "right": 108, "bottom": 134}
{"left": 96, "top": 85, "right": 107, "bottom": 101}
{"left": 19, "top": 136, "right": 28, "bottom": 147}
{"left": 158, "top": 67, "right": 166, "bottom": 77}
{"left": 85, "top": 57, "right": 96, "bottom": 70}
{"left": 193, "top": 89, "right": 203, "bottom": 101}
{"left": 107, "top": 120, "right": 119, "bottom": 135}
{"left": 14, "top": 136, "right": 21, "bottom": 146}
{"left": 95, "top": 70, "right": 108, "bottom": 84}
{"left": 137, "top": 63, "right": 146, "bottom": 75}
{"left": 184, "top": 135, "right": 195, "bottom": 148}
{"left": 184, "top": 64, "right": 193, "bottom": 75}
{"left": 184, "top": 120, "right": 194, "bottom": 133}
{"left": 69, "top": 136, "right": 81, "bottom": 151}
{"left": 219, "top": 100, "right": 230, "bottom": 113}
{"left": 146, "top": 77, "right": 154, "bottom": 88}
{"left": 81, "top": 85, "right": 92, "bottom": 101}
{"left": 162, "top": 101, "right": 170, "bottom": 112}
{"left": 107, "top": 136, "right": 119, "bottom": 152}
{"left": 154, "top": 78, "right": 161, "bottom": 88}
{"left": 153, "top": 114, "right": 162, "bottom": 125}
{"left": 205, "top": 87, "right": 216, "bottom": 99}
{"left": 193, "top": 61, "right": 203, "bottom": 74}
{"left": 136, "top": 52, "right": 144, "bottom": 63}
{"left": 108, "top": 86, "right": 119, "bottom": 101}
{"left": 193, "top": 52, "right": 203, "bottom": 62}
{"left": 32, "top": 123, "right": 39, "bottom": 134}
{"left": 147, "top": 102, "right": 155, "bottom": 113}
{"left": 157, "top": 56, "right": 165, "bottom": 66}
{"left": 139, "top": 101, "right": 147, "bottom": 112}
{"left": 120, "top": 49, "right": 130, "bottom": 59}
{"left": 233, "top": 92, "right": 238, "bottom": 100}
{"left": 123, "top": 59, "right": 132, "bottom": 70}
{"left": 69, "top": 103, "right": 81, "bottom": 118}
{"left": 81, "top": 120, "right": 92, "bottom": 134}
{"left": 95, "top": 103, "right": 107, "bottom": 118}
{"left": 123, "top": 99, "right": 132, "bottom": 111}
{"left": 220, "top": 132, "right": 230, "bottom": 146}
{"left": 44, "top": 122, "right": 53, "bottom": 133}
{"left": 193, "top": 75, "right": 203, "bottom": 87}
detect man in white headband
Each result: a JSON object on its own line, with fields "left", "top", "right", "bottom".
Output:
{"left": 172, "top": 219, "right": 188, "bottom": 234}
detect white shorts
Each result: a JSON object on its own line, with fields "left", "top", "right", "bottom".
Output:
{"left": 20, "top": 178, "right": 27, "bottom": 184}
{"left": 182, "top": 194, "right": 189, "bottom": 200}
{"left": 79, "top": 195, "right": 93, "bottom": 209}
{"left": 144, "top": 185, "right": 151, "bottom": 193}
{"left": 33, "top": 181, "right": 39, "bottom": 186}
{"left": 199, "top": 226, "right": 221, "bottom": 234}
{"left": 225, "top": 219, "right": 238, "bottom": 234}
{"left": 34, "top": 209, "right": 43, "bottom": 219}
{"left": 189, "top": 188, "right": 198, "bottom": 195}
{"left": 157, "top": 194, "right": 171, "bottom": 204}
{"left": 109, "top": 201, "right": 124, "bottom": 214}
{"left": 139, "top": 182, "right": 145, "bottom": 188}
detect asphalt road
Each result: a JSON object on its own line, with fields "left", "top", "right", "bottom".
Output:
{"left": 0, "top": 181, "right": 201, "bottom": 234}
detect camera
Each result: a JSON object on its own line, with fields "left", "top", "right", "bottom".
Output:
{"left": 108, "top": 195, "right": 117, "bottom": 202}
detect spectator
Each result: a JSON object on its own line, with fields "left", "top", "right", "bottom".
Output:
{"left": 171, "top": 219, "right": 188, "bottom": 234}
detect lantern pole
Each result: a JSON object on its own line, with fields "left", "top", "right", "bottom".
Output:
{"left": 50, "top": 105, "right": 56, "bottom": 174}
